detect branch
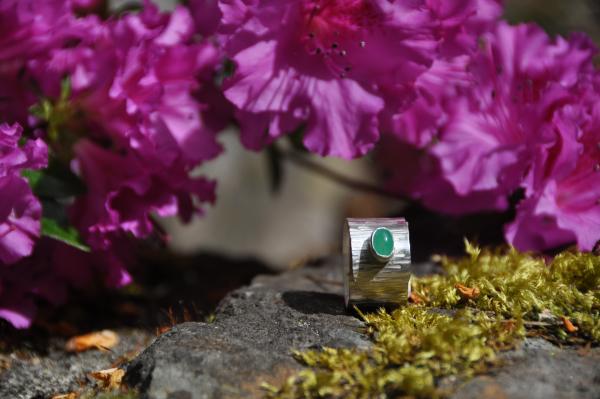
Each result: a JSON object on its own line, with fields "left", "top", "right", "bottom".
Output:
{"left": 282, "top": 149, "right": 411, "bottom": 202}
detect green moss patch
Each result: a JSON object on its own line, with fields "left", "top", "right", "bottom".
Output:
{"left": 265, "top": 243, "right": 599, "bottom": 398}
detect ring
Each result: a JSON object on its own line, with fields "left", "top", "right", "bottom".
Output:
{"left": 342, "top": 218, "right": 411, "bottom": 309}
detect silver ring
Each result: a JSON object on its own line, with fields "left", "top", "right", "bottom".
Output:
{"left": 342, "top": 218, "right": 412, "bottom": 309}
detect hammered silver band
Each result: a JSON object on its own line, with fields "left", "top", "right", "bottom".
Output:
{"left": 342, "top": 218, "right": 412, "bottom": 308}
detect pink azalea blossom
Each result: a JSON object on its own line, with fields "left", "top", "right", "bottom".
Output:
{"left": 383, "top": 22, "right": 597, "bottom": 215}
{"left": 0, "top": 239, "right": 69, "bottom": 329}
{"left": 32, "top": 3, "right": 224, "bottom": 168}
{"left": 24, "top": 3, "right": 223, "bottom": 249}
{"left": 0, "top": 2, "right": 223, "bottom": 328}
{"left": 190, "top": 0, "right": 222, "bottom": 36}
{"left": 70, "top": 139, "right": 215, "bottom": 251}
{"left": 506, "top": 99, "right": 600, "bottom": 251}
{"left": 0, "top": 0, "right": 75, "bottom": 71}
{"left": 219, "top": 0, "right": 466, "bottom": 158}
{"left": 0, "top": 238, "right": 131, "bottom": 329}
{"left": 0, "top": 0, "right": 84, "bottom": 123}
{"left": 431, "top": 23, "right": 595, "bottom": 202}
{"left": 0, "top": 123, "right": 48, "bottom": 265}
{"left": 377, "top": 134, "right": 509, "bottom": 215}
{"left": 381, "top": 19, "right": 599, "bottom": 251}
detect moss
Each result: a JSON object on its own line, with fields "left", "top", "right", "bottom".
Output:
{"left": 413, "top": 242, "right": 600, "bottom": 341}
{"left": 265, "top": 243, "right": 599, "bottom": 398}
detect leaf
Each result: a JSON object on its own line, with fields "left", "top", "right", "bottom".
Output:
{"left": 60, "top": 77, "right": 71, "bottom": 103}
{"left": 156, "top": 326, "right": 172, "bottom": 336}
{"left": 89, "top": 367, "right": 125, "bottom": 390}
{"left": 41, "top": 217, "right": 90, "bottom": 252}
{"left": 455, "top": 283, "right": 480, "bottom": 300}
{"left": 65, "top": 330, "right": 119, "bottom": 352}
{"left": 39, "top": 199, "right": 90, "bottom": 252}
{"left": 409, "top": 291, "right": 427, "bottom": 304}
{"left": 51, "top": 394, "right": 78, "bottom": 399}
{"left": 23, "top": 161, "right": 86, "bottom": 199}
{"left": 561, "top": 316, "right": 578, "bottom": 333}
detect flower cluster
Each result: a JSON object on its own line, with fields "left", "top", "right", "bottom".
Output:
{"left": 378, "top": 20, "right": 600, "bottom": 252}
{"left": 217, "top": 0, "right": 502, "bottom": 158}
{"left": 218, "top": 0, "right": 598, "bottom": 250}
{"left": 0, "top": 124, "right": 47, "bottom": 265}
{"left": 1, "top": 0, "right": 599, "bottom": 328}
{"left": 0, "top": 0, "right": 224, "bottom": 328}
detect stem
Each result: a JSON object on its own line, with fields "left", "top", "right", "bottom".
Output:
{"left": 282, "top": 149, "right": 411, "bottom": 202}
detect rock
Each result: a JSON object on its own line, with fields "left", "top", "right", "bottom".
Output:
{"left": 124, "top": 258, "right": 600, "bottom": 399}
{"left": 124, "top": 260, "right": 371, "bottom": 398}
{"left": 0, "top": 329, "right": 152, "bottom": 399}
{"left": 452, "top": 338, "right": 600, "bottom": 399}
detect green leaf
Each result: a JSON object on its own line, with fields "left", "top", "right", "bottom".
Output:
{"left": 23, "top": 162, "right": 86, "bottom": 199}
{"left": 40, "top": 200, "right": 90, "bottom": 252}
{"left": 42, "top": 218, "right": 90, "bottom": 252}
{"left": 60, "top": 77, "right": 71, "bottom": 103}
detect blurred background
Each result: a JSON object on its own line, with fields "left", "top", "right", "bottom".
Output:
{"left": 113, "top": 0, "right": 600, "bottom": 269}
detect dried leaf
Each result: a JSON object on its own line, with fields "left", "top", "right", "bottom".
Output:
{"left": 502, "top": 319, "right": 517, "bottom": 332}
{"left": 156, "top": 326, "right": 171, "bottom": 336}
{"left": 65, "top": 330, "right": 119, "bottom": 352}
{"left": 561, "top": 316, "right": 578, "bottom": 333}
{"left": 455, "top": 283, "right": 480, "bottom": 300}
{"left": 409, "top": 291, "right": 426, "bottom": 304}
{"left": 89, "top": 367, "right": 125, "bottom": 390}
{"left": 0, "top": 354, "right": 11, "bottom": 370}
{"left": 51, "top": 394, "right": 78, "bottom": 399}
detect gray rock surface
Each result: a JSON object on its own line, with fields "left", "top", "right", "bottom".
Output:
{"left": 124, "top": 260, "right": 600, "bottom": 399}
{"left": 0, "top": 329, "right": 153, "bottom": 399}
{"left": 452, "top": 338, "right": 600, "bottom": 399}
{"left": 124, "top": 262, "right": 370, "bottom": 398}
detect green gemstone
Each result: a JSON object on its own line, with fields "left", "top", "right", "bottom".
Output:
{"left": 370, "top": 227, "right": 394, "bottom": 262}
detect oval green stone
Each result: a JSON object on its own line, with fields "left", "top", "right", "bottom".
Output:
{"left": 370, "top": 227, "right": 394, "bottom": 261}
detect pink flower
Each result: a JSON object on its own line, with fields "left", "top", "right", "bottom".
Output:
{"left": 0, "top": 2, "right": 225, "bottom": 328}
{"left": 377, "top": 134, "right": 509, "bottom": 215}
{"left": 0, "top": 123, "right": 48, "bottom": 265}
{"left": 190, "top": 0, "right": 222, "bottom": 36}
{"left": 24, "top": 3, "right": 224, "bottom": 249}
{"left": 0, "top": 237, "right": 131, "bottom": 329}
{"left": 219, "top": 0, "right": 458, "bottom": 158}
{"left": 506, "top": 101, "right": 600, "bottom": 251}
{"left": 0, "top": 176, "right": 43, "bottom": 265}
{"left": 0, "top": 0, "right": 85, "bottom": 123}
{"left": 28, "top": 2, "right": 224, "bottom": 168}
{"left": 383, "top": 22, "right": 597, "bottom": 214}
{"left": 0, "top": 0, "right": 75, "bottom": 71}
{"left": 70, "top": 139, "right": 215, "bottom": 250}
{"left": 431, "top": 23, "right": 594, "bottom": 197}
{"left": 0, "top": 239, "right": 69, "bottom": 328}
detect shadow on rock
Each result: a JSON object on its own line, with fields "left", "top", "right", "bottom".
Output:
{"left": 282, "top": 291, "right": 346, "bottom": 316}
